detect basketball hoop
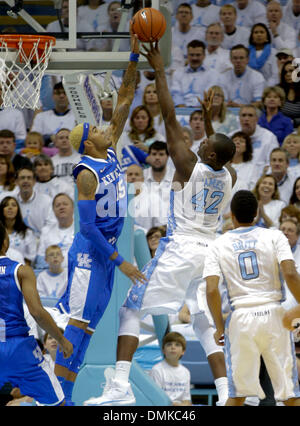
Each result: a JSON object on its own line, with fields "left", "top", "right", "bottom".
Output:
{"left": 0, "top": 34, "right": 56, "bottom": 109}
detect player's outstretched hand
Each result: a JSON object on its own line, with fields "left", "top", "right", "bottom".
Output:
{"left": 118, "top": 260, "right": 147, "bottom": 284}
{"left": 140, "top": 41, "right": 164, "bottom": 72}
{"left": 59, "top": 337, "right": 73, "bottom": 359}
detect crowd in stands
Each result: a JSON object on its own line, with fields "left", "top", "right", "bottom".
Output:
{"left": 0, "top": 0, "right": 300, "bottom": 405}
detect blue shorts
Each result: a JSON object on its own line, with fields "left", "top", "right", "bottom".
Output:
{"left": 0, "top": 335, "right": 64, "bottom": 406}
{"left": 57, "top": 232, "right": 115, "bottom": 330}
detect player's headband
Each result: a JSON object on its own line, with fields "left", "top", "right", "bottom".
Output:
{"left": 78, "top": 122, "right": 90, "bottom": 154}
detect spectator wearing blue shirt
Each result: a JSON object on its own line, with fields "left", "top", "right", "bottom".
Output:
{"left": 258, "top": 86, "right": 294, "bottom": 145}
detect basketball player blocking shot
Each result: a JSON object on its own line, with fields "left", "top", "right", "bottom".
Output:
{"left": 84, "top": 42, "right": 237, "bottom": 407}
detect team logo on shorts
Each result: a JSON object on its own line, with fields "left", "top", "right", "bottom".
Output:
{"left": 77, "top": 253, "right": 92, "bottom": 268}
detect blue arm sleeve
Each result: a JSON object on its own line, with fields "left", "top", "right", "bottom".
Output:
{"left": 129, "top": 145, "right": 149, "bottom": 165}
{"left": 121, "top": 146, "right": 148, "bottom": 171}
{"left": 78, "top": 199, "right": 116, "bottom": 259}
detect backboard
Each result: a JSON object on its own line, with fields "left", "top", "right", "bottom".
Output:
{"left": 0, "top": 0, "right": 172, "bottom": 74}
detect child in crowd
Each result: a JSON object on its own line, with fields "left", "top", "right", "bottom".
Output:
{"left": 42, "top": 330, "right": 63, "bottom": 369}
{"left": 20, "top": 132, "right": 45, "bottom": 161}
{"left": 146, "top": 225, "right": 166, "bottom": 258}
{"left": 149, "top": 331, "right": 192, "bottom": 406}
{"left": 36, "top": 245, "right": 68, "bottom": 300}
{"left": 20, "top": 132, "right": 58, "bottom": 160}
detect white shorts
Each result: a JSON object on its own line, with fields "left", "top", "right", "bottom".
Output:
{"left": 124, "top": 233, "right": 214, "bottom": 317}
{"left": 225, "top": 303, "right": 300, "bottom": 401}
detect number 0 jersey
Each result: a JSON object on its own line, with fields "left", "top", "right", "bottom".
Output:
{"left": 167, "top": 162, "right": 232, "bottom": 238}
{"left": 203, "top": 226, "right": 294, "bottom": 309}
{"left": 73, "top": 148, "right": 127, "bottom": 242}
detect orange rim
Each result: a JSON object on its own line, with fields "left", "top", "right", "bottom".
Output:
{"left": 0, "top": 34, "right": 56, "bottom": 49}
{"left": 0, "top": 34, "right": 56, "bottom": 61}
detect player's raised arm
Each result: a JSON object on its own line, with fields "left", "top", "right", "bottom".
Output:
{"left": 141, "top": 42, "right": 197, "bottom": 183}
{"left": 198, "top": 90, "right": 214, "bottom": 138}
{"left": 110, "top": 26, "right": 140, "bottom": 150}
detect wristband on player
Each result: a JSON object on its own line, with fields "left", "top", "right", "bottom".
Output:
{"left": 130, "top": 52, "right": 140, "bottom": 62}
{"left": 111, "top": 253, "right": 124, "bottom": 266}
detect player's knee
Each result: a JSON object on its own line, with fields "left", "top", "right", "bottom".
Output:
{"left": 118, "top": 307, "right": 140, "bottom": 338}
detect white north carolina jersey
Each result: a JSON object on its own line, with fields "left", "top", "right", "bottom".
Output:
{"left": 203, "top": 226, "right": 294, "bottom": 309}
{"left": 168, "top": 162, "right": 232, "bottom": 238}
{"left": 149, "top": 360, "right": 191, "bottom": 403}
{"left": 31, "top": 109, "right": 76, "bottom": 137}
{"left": 36, "top": 222, "right": 74, "bottom": 270}
{"left": 37, "top": 269, "right": 68, "bottom": 299}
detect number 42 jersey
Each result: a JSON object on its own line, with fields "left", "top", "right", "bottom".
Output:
{"left": 168, "top": 162, "right": 232, "bottom": 238}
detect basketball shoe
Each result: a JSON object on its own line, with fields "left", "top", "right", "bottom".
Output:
{"left": 83, "top": 367, "right": 136, "bottom": 406}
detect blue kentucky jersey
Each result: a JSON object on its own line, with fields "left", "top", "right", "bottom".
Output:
{"left": 73, "top": 148, "right": 127, "bottom": 242}
{"left": 0, "top": 257, "right": 29, "bottom": 340}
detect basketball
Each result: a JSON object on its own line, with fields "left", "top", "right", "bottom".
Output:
{"left": 132, "top": 8, "right": 167, "bottom": 43}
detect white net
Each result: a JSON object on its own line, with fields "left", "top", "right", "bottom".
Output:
{"left": 0, "top": 36, "right": 55, "bottom": 110}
